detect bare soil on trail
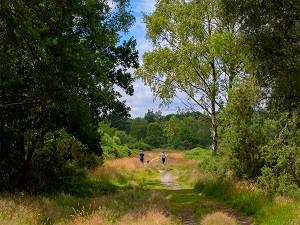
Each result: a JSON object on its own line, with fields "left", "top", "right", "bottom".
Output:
{"left": 160, "top": 170, "right": 197, "bottom": 225}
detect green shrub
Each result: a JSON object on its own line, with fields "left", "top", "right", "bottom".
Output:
{"left": 128, "top": 141, "right": 152, "bottom": 151}
{"left": 32, "top": 146, "right": 88, "bottom": 193}
{"left": 101, "top": 132, "right": 133, "bottom": 160}
{"left": 258, "top": 112, "right": 300, "bottom": 196}
{"left": 184, "top": 147, "right": 211, "bottom": 160}
{"left": 114, "top": 130, "right": 136, "bottom": 144}
{"left": 113, "top": 135, "right": 121, "bottom": 145}
{"left": 77, "top": 152, "right": 102, "bottom": 169}
{"left": 219, "top": 80, "right": 265, "bottom": 178}
{"left": 172, "top": 140, "right": 193, "bottom": 149}
{"left": 31, "top": 129, "right": 102, "bottom": 193}
{"left": 185, "top": 147, "right": 229, "bottom": 175}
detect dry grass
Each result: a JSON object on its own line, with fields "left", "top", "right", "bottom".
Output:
{"left": 94, "top": 155, "right": 142, "bottom": 178}
{"left": 0, "top": 189, "right": 173, "bottom": 225}
{"left": 200, "top": 212, "right": 238, "bottom": 225}
{"left": 117, "top": 208, "right": 176, "bottom": 225}
{"left": 273, "top": 196, "right": 294, "bottom": 206}
{"left": 65, "top": 190, "right": 176, "bottom": 225}
{"left": 69, "top": 207, "right": 176, "bottom": 225}
{"left": 290, "top": 209, "right": 300, "bottom": 225}
{"left": 68, "top": 207, "right": 110, "bottom": 225}
{"left": 0, "top": 197, "right": 41, "bottom": 225}
{"left": 0, "top": 194, "right": 72, "bottom": 225}
{"left": 94, "top": 151, "right": 195, "bottom": 179}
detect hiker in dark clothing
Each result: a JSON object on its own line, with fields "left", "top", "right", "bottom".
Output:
{"left": 161, "top": 151, "right": 167, "bottom": 164}
{"left": 139, "top": 151, "right": 145, "bottom": 164}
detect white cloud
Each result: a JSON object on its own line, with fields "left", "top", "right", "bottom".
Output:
{"left": 119, "top": 0, "right": 195, "bottom": 117}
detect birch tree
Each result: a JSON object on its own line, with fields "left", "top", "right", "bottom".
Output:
{"left": 137, "top": 0, "right": 242, "bottom": 154}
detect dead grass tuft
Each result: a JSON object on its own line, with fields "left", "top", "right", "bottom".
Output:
{"left": 0, "top": 197, "right": 41, "bottom": 225}
{"left": 69, "top": 207, "right": 110, "bottom": 225}
{"left": 200, "top": 212, "right": 238, "bottom": 225}
{"left": 94, "top": 156, "right": 142, "bottom": 178}
{"left": 273, "top": 196, "right": 293, "bottom": 206}
{"left": 68, "top": 207, "right": 176, "bottom": 225}
{"left": 117, "top": 208, "right": 175, "bottom": 225}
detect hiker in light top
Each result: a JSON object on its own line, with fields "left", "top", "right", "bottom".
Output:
{"left": 161, "top": 151, "right": 167, "bottom": 164}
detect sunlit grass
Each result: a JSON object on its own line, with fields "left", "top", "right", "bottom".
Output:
{"left": 200, "top": 212, "right": 238, "bottom": 225}
{"left": 1, "top": 150, "right": 299, "bottom": 225}
{"left": 184, "top": 147, "right": 212, "bottom": 161}
{"left": 195, "top": 170, "right": 300, "bottom": 225}
{"left": 0, "top": 189, "right": 176, "bottom": 225}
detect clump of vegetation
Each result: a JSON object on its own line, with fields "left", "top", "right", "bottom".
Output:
{"left": 110, "top": 110, "right": 211, "bottom": 151}
{"left": 185, "top": 148, "right": 229, "bottom": 176}
{"left": 200, "top": 212, "right": 238, "bottom": 225}
{"left": 258, "top": 112, "right": 300, "bottom": 197}
{"left": 219, "top": 79, "right": 300, "bottom": 196}
{"left": 0, "top": 189, "right": 176, "bottom": 225}
{"left": 128, "top": 141, "right": 152, "bottom": 151}
{"left": 195, "top": 175, "right": 300, "bottom": 224}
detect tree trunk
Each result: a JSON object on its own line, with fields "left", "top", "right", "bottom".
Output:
{"left": 211, "top": 100, "right": 218, "bottom": 155}
{"left": 210, "top": 58, "right": 218, "bottom": 155}
{"left": 23, "top": 92, "right": 48, "bottom": 189}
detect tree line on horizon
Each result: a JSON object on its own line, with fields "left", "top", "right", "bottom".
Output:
{"left": 100, "top": 109, "right": 211, "bottom": 158}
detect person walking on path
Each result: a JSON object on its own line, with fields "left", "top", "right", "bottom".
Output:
{"left": 139, "top": 150, "right": 145, "bottom": 164}
{"left": 161, "top": 151, "right": 167, "bottom": 165}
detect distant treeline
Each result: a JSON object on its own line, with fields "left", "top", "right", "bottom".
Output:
{"left": 103, "top": 110, "right": 211, "bottom": 152}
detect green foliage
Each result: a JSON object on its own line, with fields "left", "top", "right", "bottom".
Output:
{"left": 220, "top": 82, "right": 300, "bottom": 194}
{"left": 114, "top": 130, "right": 136, "bottom": 145}
{"left": 31, "top": 129, "right": 101, "bottom": 193}
{"left": 219, "top": 79, "right": 265, "bottom": 178}
{"left": 221, "top": 0, "right": 300, "bottom": 111}
{"left": 108, "top": 111, "right": 211, "bottom": 150}
{"left": 185, "top": 147, "right": 228, "bottom": 175}
{"left": 0, "top": 0, "right": 138, "bottom": 191}
{"left": 145, "top": 122, "right": 166, "bottom": 147}
{"left": 258, "top": 112, "right": 300, "bottom": 196}
{"left": 164, "top": 115, "right": 211, "bottom": 149}
{"left": 195, "top": 177, "right": 298, "bottom": 224}
{"left": 101, "top": 133, "right": 131, "bottom": 160}
{"left": 144, "top": 109, "right": 162, "bottom": 123}
{"left": 98, "top": 121, "right": 117, "bottom": 137}
{"left": 128, "top": 141, "right": 152, "bottom": 151}
{"left": 129, "top": 118, "right": 148, "bottom": 140}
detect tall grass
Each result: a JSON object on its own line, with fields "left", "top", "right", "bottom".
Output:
{"left": 0, "top": 190, "right": 176, "bottom": 225}
{"left": 186, "top": 147, "right": 300, "bottom": 224}
{"left": 195, "top": 176, "right": 300, "bottom": 225}
{"left": 0, "top": 152, "right": 185, "bottom": 225}
{"left": 184, "top": 147, "right": 211, "bottom": 161}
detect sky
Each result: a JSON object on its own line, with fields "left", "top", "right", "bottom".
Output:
{"left": 117, "top": 0, "right": 188, "bottom": 118}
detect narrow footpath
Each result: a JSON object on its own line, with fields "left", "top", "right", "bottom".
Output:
{"left": 159, "top": 169, "right": 254, "bottom": 225}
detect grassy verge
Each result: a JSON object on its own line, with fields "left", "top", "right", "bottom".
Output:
{"left": 185, "top": 148, "right": 300, "bottom": 225}
{"left": 0, "top": 153, "right": 180, "bottom": 225}
{"left": 195, "top": 177, "right": 300, "bottom": 225}
{"left": 0, "top": 189, "right": 178, "bottom": 225}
